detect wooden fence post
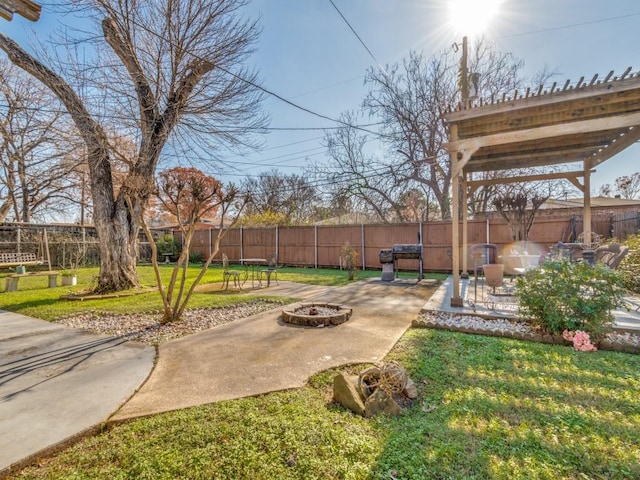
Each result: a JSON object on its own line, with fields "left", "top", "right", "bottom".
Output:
{"left": 361, "top": 224, "right": 366, "bottom": 270}
{"left": 314, "top": 225, "right": 318, "bottom": 269}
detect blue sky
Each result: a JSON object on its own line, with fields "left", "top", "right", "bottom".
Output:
{"left": 2, "top": 0, "right": 639, "bottom": 193}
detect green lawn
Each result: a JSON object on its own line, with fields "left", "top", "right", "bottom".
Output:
{"left": 0, "top": 264, "right": 441, "bottom": 320}
{"left": 11, "top": 329, "right": 640, "bottom": 480}
{"left": 4, "top": 265, "right": 637, "bottom": 479}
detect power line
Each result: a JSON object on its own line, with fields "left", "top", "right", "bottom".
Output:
{"left": 221, "top": 146, "right": 327, "bottom": 168}
{"left": 328, "top": 0, "right": 385, "bottom": 74}
{"left": 260, "top": 136, "right": 324, "bottom": 151}
{"left": 501, "top": 11, "right": 640, "bottom": 38}
{"left": 2, "top": 16, "right": 388, "bottom": 140}
{"left": 120, "top": 11, "right": 386, "bottom": 138}
{"left": 0, "top": 101, "right": 383, "bottom": 133}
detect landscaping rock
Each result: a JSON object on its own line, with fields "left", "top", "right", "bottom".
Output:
{"left": 364, "top": 388, "right": 401, "bottom": 417}
{"left": 332, "top": 373, "right": 366, "bottom": 416}
{"left": 403, "top": 378, "right": 418, "bottom": 399}
{"left": 413, "top": 311, "right": 640, "bottom": 353}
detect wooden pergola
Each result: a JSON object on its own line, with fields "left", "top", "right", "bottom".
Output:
{"left": 444, "top": 68, "right": 640, "bottom": 306}
{"left": 0, "top": 0, "right": 40, "bottom": 22}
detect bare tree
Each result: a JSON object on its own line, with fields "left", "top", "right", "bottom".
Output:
{"left": 492, "top": 190, "right": 549, "bottom": 242}
{"left": 0, "top": 60, "right": 84, "bottom": 222}
{"left": 0, "top": 0, "right": 266, "bottom": 292}
{"left": 241, "top": 169, "right": 318, "bottom": 225}
{"left": 322, "top": 112, "right": 409, "bottom": 223}
{"left": 599, "top": 172, "right": 640, "bottom": 199}
{"left": 362, "top": 40, "right": 528, "bottom": 219}
{"left": 303, "top": 164, "right": 355, "bottom": 223}
{"left": 363, "top": 52, "right": 454, "bottom": 219}
{"left": 468, "top": 165, "right": 576, "bottom": 217}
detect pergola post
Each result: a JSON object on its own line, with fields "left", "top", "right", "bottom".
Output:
{"left": 583, "top": 160, "right": 592, "bottom": 244}
{"left": 461, "top": 173, "right": 469, "bottom": 278}
{"left": 451, "top": 164, "right": 463, "bottom": 307}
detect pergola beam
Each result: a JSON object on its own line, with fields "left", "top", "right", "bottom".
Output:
{"left": 466, "top": 170, "right": 590, "bottom": 191}
{"left": 445, "top": 74, "right": 640, "bottom": 122}
{"left": 445, "top": 111, "right": 640, "bottom": 153}
{"left": 589, "top": 126, "right": 640, "bottom": 168}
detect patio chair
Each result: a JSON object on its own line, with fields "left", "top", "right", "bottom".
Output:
{"left": 469, "top": 243, "right": 499, "bottom": 301}
{"left": 624, "top": 296, "right": 640, "bottom": 312}
{"left": 577, "top": 231, "right": 603, "bottom": 250}
{"left": 260, "top": 253, "right": 279, "bottom": 287}
{"left": 469, "top": 243, "right": 498, "bottom": 277}
{"left": 594, "top": 243, "right": 629, "bottom": 269}
{"left": 221, "top": 253, "right": 242, "bottom": 290}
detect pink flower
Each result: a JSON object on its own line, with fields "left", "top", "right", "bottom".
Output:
{"left": 565, "top": 330, "right": 597, "bottom": 352}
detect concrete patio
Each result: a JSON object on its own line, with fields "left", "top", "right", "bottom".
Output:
{"left": 422, "top": 275, "right": 640, "bottom": 333}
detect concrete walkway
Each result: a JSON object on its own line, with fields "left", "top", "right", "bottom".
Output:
{"left": 113, "top": 279, "right": 437, "bottom": 420}
{"left": 0, "top": 278, "right": 437, "bottom": 475}
{"left": 0, "top": 311, "right": 155, "bottom": 474}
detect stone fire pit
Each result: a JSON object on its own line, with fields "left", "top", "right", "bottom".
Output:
{"left": 282, "top": 303, "right": 352, "bottom": 327}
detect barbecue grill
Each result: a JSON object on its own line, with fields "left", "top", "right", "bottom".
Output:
{"left": 391, "top": 243, "right": 424, "bottom": 280}
{"left": 378, "top": 249, "right": 393, "bottom": 264}
{"left": 391, "top": 244, "right": 422, "bottom": 259}
{"left": 378, "top": 232, "right": 424, "bottom": 281}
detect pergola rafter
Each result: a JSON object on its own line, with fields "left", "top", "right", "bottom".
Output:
{"left": 0, "top": 0, "right": 41, "bottom": 22}
{"left": 444, "top": 69, "right": 640, "bottom": 307}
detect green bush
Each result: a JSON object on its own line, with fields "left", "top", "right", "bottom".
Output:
{"left": 617, "top": 233, "right": 640, "bottom": 293}
{"left": 515, "top": 259, "right": 624, "bottom": 339}
{"left": 156, "top": 234, "right": 180, "bottom": 260}
{"left": 189, "top": 251, "right": 205, "bottom": 264}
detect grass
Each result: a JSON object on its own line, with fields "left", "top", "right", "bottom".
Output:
{"left": 5, "top": 265, "right": 637, "bottom": 478}
{"left": 11, "top": 330, "right": 640, "bottom": 480}
{"left": 0, "top": 264, "right": 438, "bottom": 321}
{"left": 0, "top": 265, "right": 261, "bottom": 320}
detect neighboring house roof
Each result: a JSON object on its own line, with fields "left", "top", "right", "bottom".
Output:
{"left": 0, "top": 0, "right": 41, "bottom": 21}
{"left": 542, "top": 196, "right": 640, "bottom": 209}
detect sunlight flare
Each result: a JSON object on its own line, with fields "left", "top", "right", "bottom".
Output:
{"left": 448, "top": 0, "right": 504, "bottom": 37}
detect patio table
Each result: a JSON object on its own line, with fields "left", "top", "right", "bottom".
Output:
{"left": 508, "top": 254, "right": 541, "bottom": 276}
{"left": 239, "top": 258, "right": 267, "bottom": 288}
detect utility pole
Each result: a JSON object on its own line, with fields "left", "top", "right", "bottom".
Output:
{"left": 461, "top": 35, "right": 469, "bottom": 108}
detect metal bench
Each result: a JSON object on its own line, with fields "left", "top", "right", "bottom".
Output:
{"left": 0, "top": 252, "right": 43, "bottom": 268}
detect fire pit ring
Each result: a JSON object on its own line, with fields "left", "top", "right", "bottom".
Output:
{"left": 282, "top": 302, "right": 353, "bottom": 327}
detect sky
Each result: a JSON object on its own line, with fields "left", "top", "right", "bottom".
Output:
{"left": 1, "top": 0, "right": 639, "bottom": 195}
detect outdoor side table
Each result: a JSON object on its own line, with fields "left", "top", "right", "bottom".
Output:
{"left": 239, "top": 258, "right": 267, "bottom": 288}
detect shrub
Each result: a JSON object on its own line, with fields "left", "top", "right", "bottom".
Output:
{"left": 341, "top": 241, "right": 359, "bottom": 281}
{"left": 515, "top": 259, "right": 624, "bottom": 340}
{"left": 189, "top": 251, "right": 205, "bottom": 264}
{"left": 617, "top": 233, "right": 640, "bottom": 293}
{"left": 156, "top": 234, "right": 180, "bottom": 260}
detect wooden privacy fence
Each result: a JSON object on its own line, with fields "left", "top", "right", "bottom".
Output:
{"left": 1, "top": 207, "right": 637, "bottom": 272}
{"left": 178, "top": 209, "right": 640, "bottom": 273}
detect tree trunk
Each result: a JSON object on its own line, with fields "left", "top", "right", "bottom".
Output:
{"left": 0, "top": 33, "right": 139, "bottom": 291}
{"left": 94, "top": 198, "right": 140, "bottom": 292}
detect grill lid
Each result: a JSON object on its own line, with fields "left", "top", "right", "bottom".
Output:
{"left": 391, "top": 244, "right": 422, "bottom": 259}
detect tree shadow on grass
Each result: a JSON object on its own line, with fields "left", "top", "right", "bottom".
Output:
{"left": 365, "top": 329, "right": 640, "bottom": 480}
